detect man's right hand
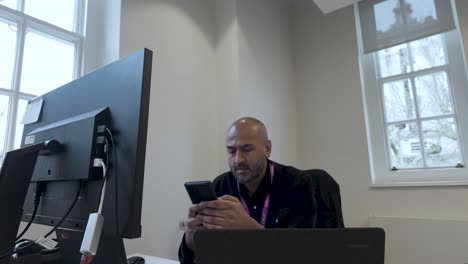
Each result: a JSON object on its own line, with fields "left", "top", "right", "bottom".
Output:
{"left": 184, "top": 203, "right": 206, "bottom": 251}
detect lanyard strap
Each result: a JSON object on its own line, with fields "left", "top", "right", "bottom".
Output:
{"left": 238, "top": 162, "right": 275, "bottom": 226}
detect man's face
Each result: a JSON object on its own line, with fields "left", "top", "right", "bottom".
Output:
{"left": 226, "top": 125, "right": 271, "bottom": 185}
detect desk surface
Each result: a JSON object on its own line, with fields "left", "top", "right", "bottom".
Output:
{"left": 128, "top": 254, "right": 179, "bottom": 264}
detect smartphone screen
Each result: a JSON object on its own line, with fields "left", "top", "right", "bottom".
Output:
{"left": 184, "top": 181, "right": 218, "bottom": 204}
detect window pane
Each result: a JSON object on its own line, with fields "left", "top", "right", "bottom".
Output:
{"left": 378, "top": 43, "right": 410, "bottom": 78}
{"left": 21, "top": 30, "right": 74, "bottom": 95}
{"left": 0, "top": 0, "right": 18, "bottom": 10}
{"left": 0, "top": 19, "right": 17, "bottom": 89}
{"left": 0, "top": 95, "right": 10, "bottom": 163}
{"left": 422, "top": 118, "right": 461, "bottom": 167}
{"left": 410, "top": 34, "right": 446, "bottom": 71}
{"left": 415, "top": 72, "right": 453, "bottom": 118}
{"left": 25, "top": 0, "right": 76, "bottom": 31}
{"left": 387, "top": 122, "right": 423, "bottom": 169}
{"left": 406, "top": 0, "right": 437, "bottom": 23}
{"left": 14, "top": 99, "right": 27, "bottom": 149}
{"left": 383, "top": 79, "right": 416, "bottom": 122}
{"left": 374, "top": 0, "right": 399, "bottom": 33}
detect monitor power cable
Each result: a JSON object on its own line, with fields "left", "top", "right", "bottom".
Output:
{"left": 0, "top": 180, "right": 83, "bottom": 261}
{"left": 105, "top": 127, "right": 119, "bottom": 235}
{"left": 15, "top": 181, "right": 47, "bottom": 241}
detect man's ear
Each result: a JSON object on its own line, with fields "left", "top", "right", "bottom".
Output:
{"left": 265, "top": 140, "right": 272, "bottom": 158}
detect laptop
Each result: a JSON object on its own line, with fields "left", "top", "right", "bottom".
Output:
{"left": 194, "top": 228, "right": 385, "bottom": 264}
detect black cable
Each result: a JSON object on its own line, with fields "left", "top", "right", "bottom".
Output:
{"left": 105, "top": 128, "right": 119, "bottom": 235}
{"left": 15, "top": 203, "right": 38, "bottom": 241}
{"left": 104, "top": 138, "right": 110, "bottom": 169}
{"left": 16, "top": 182, "right": 46, "bottom": 241}
{"left": 0, "top": 180, "right": 84, "bottom": 261}
{"left": 44, "top": 180, "right": 83, "bottom": 238}
{"left": 105, "top": 128, "right": 117, "bottom": 178}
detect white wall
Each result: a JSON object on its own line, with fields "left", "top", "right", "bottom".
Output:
{"left": 293, "top": 0, "right": 468, "bottom": 228}
{"left": 456, "top": 0, "right": 468, "bottom": 78}
{"left": 119, "top": 0, "right": 297, "bottom": 259}
{"left": 369, "top": 216, "right": 468, "bottom": 264}
{"left": 293, "top": 3, "right": 373, "bottom": 227}
{"left": 214, "top": 0, "right": 240, "bottom": 171}
{"left": 237, "top": 0, "right": 300, "bottom": 167}
{"left": 119, "top": 0, "right": 219, "bottom": 259}
{"left": 293, "top": 1, "right": 468, "bottom": 262}
{"left": 213, "top": 0, "right": 300, "bottom": 169}
{"left": 293, "top": 2, "right": 468, "bottom": 262}
{"left": 82, "top": 0, "right": 121, "bottom": 74}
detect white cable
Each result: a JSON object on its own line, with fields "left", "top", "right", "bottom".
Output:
{"left": 94, "top": 158, "right": 107, "bottom": 214}
{"left": 79, "top": 158, "right": 107, "bottom": 256}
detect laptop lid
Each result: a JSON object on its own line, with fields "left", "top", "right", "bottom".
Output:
{"left": 194, "top": 228, "right": 385, "bottom": 264}
{"left": 0, "top": 142, "right": 53, "bottom": 262}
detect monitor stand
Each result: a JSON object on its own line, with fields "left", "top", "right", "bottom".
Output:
{"left": 7, "top": 228, "right": 127, "bottom": 264}
{"left": 55, "top": 229, "right": 127, "bottom": 264}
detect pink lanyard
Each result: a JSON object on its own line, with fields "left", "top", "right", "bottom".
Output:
{"left": 238, "top": 163, "right": 275, "bottom": 227}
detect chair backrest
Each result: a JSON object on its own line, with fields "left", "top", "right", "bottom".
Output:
{"left": 303, "top": 169, "right": 344, "bottom": 228}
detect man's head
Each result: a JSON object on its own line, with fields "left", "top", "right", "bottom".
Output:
{"left": 225, "top": 117, "right": 272, "bottom": 185}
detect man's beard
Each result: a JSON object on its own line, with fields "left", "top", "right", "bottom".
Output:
{"left": 231, "top": 159, "right": 267, "bottom": 184}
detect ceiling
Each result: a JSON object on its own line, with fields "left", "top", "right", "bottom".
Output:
{"left": 313, "top": 0, "right": 356, "bottom": 13}
{"left": 288, "top": 0, "right": 357, "bottom": 14}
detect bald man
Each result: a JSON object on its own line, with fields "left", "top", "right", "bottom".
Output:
{"left": 179, "top": 117, "right": 320, "bottom": 263}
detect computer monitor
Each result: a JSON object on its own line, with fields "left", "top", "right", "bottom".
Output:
{"left": 16, "top": 48, "right": 152, "bottom": 263}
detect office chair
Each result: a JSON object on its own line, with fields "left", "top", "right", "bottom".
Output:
{"left": 303, "top": 169, "right": 344, "bottom": 228}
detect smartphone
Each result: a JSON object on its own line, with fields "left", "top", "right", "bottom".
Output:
{"left": 184, "top": 181, "right": 218, "bottom": 204}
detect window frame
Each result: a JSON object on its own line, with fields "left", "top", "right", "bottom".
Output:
{"left": 0, "top": 0, "right": 85, "bottom": 158}
{"left": 356, "top": 4, "right": 468, "bottom": 186}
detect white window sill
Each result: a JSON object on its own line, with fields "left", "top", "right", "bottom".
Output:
{"left": 370, "top": 181, "right": 468, "bottom": 188}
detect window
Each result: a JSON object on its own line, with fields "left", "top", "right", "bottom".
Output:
{"left": 356, "top": 0, "right": 468, "bottom": 185}
{"left": 0, "top": 1, "right": 85, "bottom": 163}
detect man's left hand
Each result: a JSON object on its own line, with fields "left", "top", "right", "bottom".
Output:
{"left": 197, "top": 195, "right": 264, "bottom": 230}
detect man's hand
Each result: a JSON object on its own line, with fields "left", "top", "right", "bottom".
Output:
{"left": 183, "top": 204, "right": 206, "bottom": 251}
{"left": 196, "top": 195, "right": 264, "bottom": 230}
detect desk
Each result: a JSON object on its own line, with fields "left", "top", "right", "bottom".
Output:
{"left": 128, "top": 254, "right": 179, "bottom": 264}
